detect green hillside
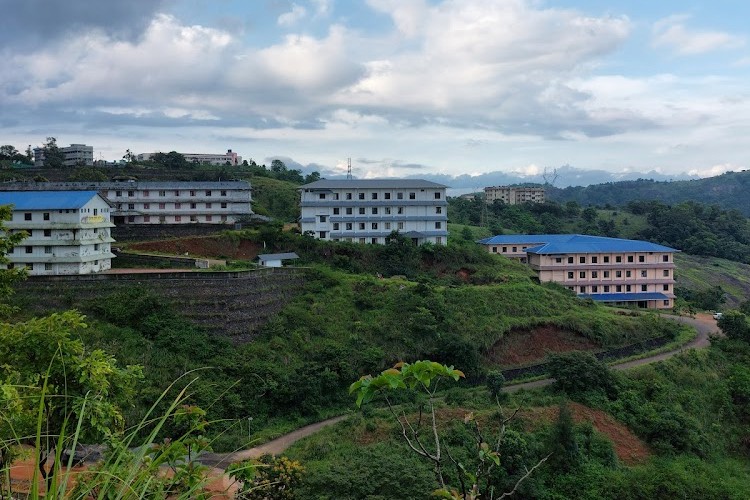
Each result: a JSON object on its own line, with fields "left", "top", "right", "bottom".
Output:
{"left": 675, "top": 253, "right": 750, "bottom": 309}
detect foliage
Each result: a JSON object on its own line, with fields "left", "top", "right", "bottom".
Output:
{"left": 718, "top": 311, "right": 750, "bottom": 342}
{"left": 0, "top": 205, "right": 28, "bottom": 317}
{"left": 229, "top": 454, "right": 304, "bottom": 500}
{"left": 41, "top": 137, "right": 65, "bottom": 168}
{"left": 546, "top": 351, "right": 619, "bottom": 401}
{"left": 150, "top": 151, "right": 191, "bottom": 169}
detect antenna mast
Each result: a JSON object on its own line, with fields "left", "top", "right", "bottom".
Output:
{"left": 347, "top": 157, "right": 352, "bottom": 179}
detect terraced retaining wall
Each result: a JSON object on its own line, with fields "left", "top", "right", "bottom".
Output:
{"left": 17, "top": 267, "right": 305, "bottom": 343}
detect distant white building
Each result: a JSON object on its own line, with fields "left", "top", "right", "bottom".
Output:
{"left": 137, "top": 149, "right": 242, "bottom": 166}
{"left": 484, "top": 186, "right": 545, "bottom": 205}
{"left": 0, "top": 191, "right": 115, "bottom": 275}
{"left": 299, "top": 179, "right": 448, "bottom": 245}
{"left": 257, "top": 252, "right": 299, "bottom": 268}
{"left": 0, "top": 181, "right": 253, "bottom": 225}
{"left": 33, "top": 144, "right": 94, "bottom": 167}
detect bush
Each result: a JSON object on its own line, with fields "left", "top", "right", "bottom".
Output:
{"left": 547, "top": 351, "right": 619, "bottom": 400}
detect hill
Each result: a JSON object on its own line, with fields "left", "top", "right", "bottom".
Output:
{"left": 547, "top": 170, "right": 750, "bottom": 215}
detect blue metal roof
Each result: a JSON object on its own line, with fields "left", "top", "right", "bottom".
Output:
{"left": 477, "top": 234, "right": 678, "bottom": 254}
{"left": 0, "top": 191, "right": 103, "bottom": 210}
{"left": 578, "top": 292, "right": 670, "bottom": 302}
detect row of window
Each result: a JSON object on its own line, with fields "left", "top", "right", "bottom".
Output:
{"left": 6, "top": 262, "right": 101, "bottom": 271}
{"left": 21, "top": 208, "right": 106, "bottom": 221}
{"left": 116, "top": 202, "right": 229, "bottom": 210}
{"left": 113, "top": 189, "right": 229, "bottom": 197}
{"left": 566, "top": 269, "right": 671, "bottom": 279}
{"left": 8, "top": 243, "right": 103, "bottom": 254}
{"left": 320, "top": 206, "right": 443, "bottom": 218}
{"left": 317, "top": 191, "right": 442, "bottom": 201}
{"left": 130, "top": 215, "right": 228, "bottom": 223}
{"left": 557, "top": 254, "right": 670, "bottom": 264}
{"left": 570, "top": 284, "right": 670, "bottom": 293}
{"left": 329, "top": 221, "right": 442, "bottom": 231}
{"left": 324, "top": 236, "right": 445, "bottom": 244}
{"left": 10, "top": 228, "right": 102, "bottom": 238}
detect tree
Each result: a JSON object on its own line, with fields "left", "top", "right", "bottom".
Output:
{"left": 0, "top": 145, "right": 18, "bottom": 159}
{"left": 151, "top": 151, "right": 188, "bottom": 169}
{"left": 547, "top": 351, "right": 619, "bottom": 400}
{"left": 581, "top": 207, "right": 598, "bottom": 223}
{"left": 0, "top": 205, "right": 28, "bottom": 317}
{"left": 717, "top": 311, "right": 750, "bottom": 342}
{"left": 304, "top": 171, "right": 321, "bottom": 183}
{"left": 123, "top": 149, "right": 136, "bottom": 163}
{"left": 42, "top": 137, "right": 65, "bottom": 168}
{"left": 350, "top": 361, "right": 548, "bottom": 499}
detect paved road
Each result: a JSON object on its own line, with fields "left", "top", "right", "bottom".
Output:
{"left": 199, "top": 313, "right": 719, "bottom": 468}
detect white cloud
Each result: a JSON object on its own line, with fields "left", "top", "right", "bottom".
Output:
{"left": 652, "top": 15, "right": 745, "bottom": 55}
{"left": 277, "top": 4, "right": 307, "bottom": 27}
{"left": 687, "top": 163, "right": 741, "bottom": 177}
{"left": 311, "top": 0, "right": 332, "bottom": 17}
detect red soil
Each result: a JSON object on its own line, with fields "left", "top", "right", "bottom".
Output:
{"left": 486, "top": 325, "right": 599, "bottom": 367}
{"left": 520, "top": 402, "right": 651, "bottom": 465}
{"left": 127, "top": 236, "right": 262, "bottom": 260}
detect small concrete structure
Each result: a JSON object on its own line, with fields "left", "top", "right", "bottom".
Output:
{"left": 257, "top": 252, "right": 299, "bottom": 268}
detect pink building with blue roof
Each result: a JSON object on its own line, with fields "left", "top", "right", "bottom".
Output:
{"left": 477, "top": 234, "right": 678, "bottom": 309}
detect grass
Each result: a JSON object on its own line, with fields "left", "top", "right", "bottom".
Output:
{"left": 676, "top": 253, "right": 750, "bottom": 307}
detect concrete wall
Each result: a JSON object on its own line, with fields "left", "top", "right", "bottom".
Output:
{"left": 112, "top": 223, "right": 240, "bottom": 242}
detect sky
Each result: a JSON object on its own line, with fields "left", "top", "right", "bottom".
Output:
{"left": 1, "top": 0, "right": 749, "bottom": 181}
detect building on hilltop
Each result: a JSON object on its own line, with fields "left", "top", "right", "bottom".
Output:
{"left": 0, "top": 191, "right": 115, "bottom": 275}
{"left": 477, "top": 234, "right": 678, "bottom": 309}
{"left": 0, "top": 181, "right": 253, "bottom": 225}
{"left": 33, "top": 144, "right": 94, "bottom": 167}
{"left": 484, "top": 186, "right": 545, "bottom": 205}
{"left": 137, "top": 149, "right": 242, "bottom": 166}
{"left": 299, "top": 179, "right": 448, "bottom": 245}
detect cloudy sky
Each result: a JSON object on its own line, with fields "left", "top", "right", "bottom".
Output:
{"left": 1, "top": 0, "right": 748, "bottom": 179}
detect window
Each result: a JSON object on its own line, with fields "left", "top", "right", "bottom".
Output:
{"left": 333, "top": 193, "right": 339, "bottom": 200}
{"left": 359, "top": 207, "right": 366, "bottom": 215}
{"left": 205, "top": 203, "right": 211, "bottom": 209}
{"left": 144, "top": 215, "right": 151, "bottom": 222}
{"left": 512, "top": 247, "right": 517, "bottom": 252}
{"left": 555, "top": 257, "right": 562, "bottom": 263}
{"left": 190, "top": 203, "right": 197, "bottom": 209}
{"left": 175, "top": 215, "right": 182, "bottom": 222}
{"left": 45, "top": 263, "right": 52, "bottom": 271}
{"left": 592, "top": 271, "right": 598, "bottom": 278}
{"left": 436, "top": 237, "right": 443, "bottom": 244}
{"left": 372, "top": 207, "right": 378, "bottom": 215}
{"left": 627, "top": 255, "right": 634, "bottom": 263}
{"left": 568, "top": 256, "right": 574, "bottom": 263}
{"left": 385, "top": 222, "right": 391, "bottom": 230}
{"left": 592, "top": 286, "right": 598, "bottom": 293}
{"left": 346, "top": 208, "right": 353, "bottom": 215}
{"left": 360, "top": 238, "right": 366, "bottom": 244}
{"left": 663, "top": 270, "right": 670, "bottom": 277}
{"left": 346, "top": 223, "right": 353, "bottom": 230}
{"left": 333, "top": 208, "right": 340, "bottom": 215}
{"left": 592, "top": 256, "right": 598, "bottom": 263}
{"left": 27, "top": 263, "right": 33, "bottom": 271}
{"left": 567, "top": 272, "right": 574, "bottom": 279}
{"left": 604, "top": 285, "right": 610, "bottom": 292}
{"left": 160, "top": 216, "right": 166, "bottom": 223}
{"left": 205, "top": 215, "right": 211, "bottom": 222}
{"left": 616, "top": 285, "right": 622, "bottom": 292}
{"left": 662, "top": 254, "right": 669, "bottom": 262}
{"left": 435, "top": 222, "right": 442, "bottom": 229}
{"left": 663, "top": 284, "right": 669, "bottom": 291}
{"left": 372, "top": 238, "right": 378, "bottom": 244}
{"left": 359, "top": 223, "right": 365, "bottom": 230}
{"left": 604, "top": 271, "right": 610, "bottom": 278}
{"left": 434, "top": 192, "right": 441, "bottom": 199}
{"left": 319, "top": 215, "right": 327, "bottom": 222}
{"left": 93, "top": 208, "right": 98, "bottom": 215}
{"left": 385, "top": 193, "right": 391, "bottom": 200}
{"left": 409, "top": 192, "right": 416, "bottom": 199}
{"left": 159, "top": 203, "right": 166, "bottom": 209}
{"left": 346, "top": 193, "right": 352, "bottom": 200}
{"left": 398, "top": 222, "right": 404, "bottom": 230}
{"left": 385, "top": 207, "right": 391, "bottom": 215}
{"left": 319, "top": 193, "right": 326, "bottom": 200}
{"left": 159, "top": 190, "right": 166, "bottom": 197}
{"left": 493, "top": 247, "right": 498, "bottom": 253}
{"left": 333, "top": 223, "right": 339, "bottom": 230}
{"left": 319, "top": 231, "right": 326, "bottom": 239}
{"left": 143, "top": 190, "right": 150, "bottom": 197}
{"left": 664, "top": 300, "right": 671, "bottom": 306}
{"left": 221, "top": 215, "right": 227, "bottom": 221}
{"left": 174, "top": 190, "right": 180, "bottom": 196}
{"left": 615, "top": 256, "right": 622, "bottom": 263}
{"left": 43, "top": 212, "right": 50, "bottom": 221}
{"left": 24, "top": 213, "right": 31, "bottom": 221}
{"left": 579, "top": 271, "right": 586, "bottom": 279}
{"left": 44, "top": 246, "right": 52, "bottom": 254}
{"left": 580, "top": 286, "right": 586, "bottom": 293}
{"left": 128, "top": 203, "right": 135, "bottom": 210}
{"left": 94, "top": 244, "right": 99, "bottom": 251}
{"left": 128, "top": 190, "right": 134, "bottom": 197}
{"left": 117, "top": 203, "right": 123, "bottom": 209}
{"left": 115, "top": 190, "right": 122, "bottom": 197}
{"left": 616, "top": 271, "right": 622, "bottom": 278}
{"left": 626, "top": 285, "right": 632, "bottom": 292}
{"left": 175, "top": 203, "right": 182, "bottom": 209}
{"left": 641, "top": 270, "right": 647, "bottom": 277}
{"left": 436, "top": 206, "right": 442, "bottom": 214}
{"left": 580, "top": 256, "right": 586, "bottom": 264}
{"left": 221, "top": 190, "right": 227, "bottom": 196}
{"left": 25, "top": 246, "right": 32, "bottom": 254}
{"left": 372, "top": 223, "right": 378, "bottom": 230}
{"left": 397, "top": 207, "right": 404, "bottom": 214}
{"left": 502, "top": 247, "right": 507, "bottom": 252}
{"left": 397, "top": 192, "right": 404, "bottom": 200}
{"left": 44, "top": 229, "right": 51, "bottom": 237}
{"left": 372, "top": 193, "right": 378, "bottom": 200}
{"left": 603, "top": 256, "right": 610, "bottom": 263}
{"left": 626, "top": 270, "right": 632, "bottom": 278}
{"left": 221, "top": 202, "right": 227, "bottom": 208}
{"left": 128, "top": 216, "right": 135, "bottom": 223}
{"left": 190, "top": 215, "right": 197, "bottom": 222}
{"left": 641, "top": 285, "right": 648, "bottom": 292}
{"left": 205, "top": 190, "right": 211, "bottom": 196}
{"left": 639, "top": 255, "right": 645, "bottom": 263}
{"left": 359, "top": 193, "right": 365, "bottom": 200}
{"left": 143, "top": 203, "right": 150, "bottom": 209}
{"left": 6, "top": 263, "right": 12, "bottom": 269}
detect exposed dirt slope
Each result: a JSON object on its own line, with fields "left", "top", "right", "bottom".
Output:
{"left": 486, "top": 326, "right": 599, "bottom": 367}
{"left": 127, "top": 235, "right": 262, "bottom": 260}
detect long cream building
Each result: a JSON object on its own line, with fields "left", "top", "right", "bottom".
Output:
{"left": 478, "top": 234, "right": 678, "bottom": 309}
{"left": 484, "top": 186, "right": 545, "bottom": 205}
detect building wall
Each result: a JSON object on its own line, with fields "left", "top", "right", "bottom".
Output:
{"left": 137, "top": 150, "right": 241, "bottom": 165}
{"left": 300, "top": 185, "right": 448, "bottom": 245}
{"left": 33, "top": 144, "right": 94, "bottom": 167}
{"left": 484, "top": 186, "right": 545, "bottom": 205}
{"left": 3, "top": 197, "right": 116, "bottom": 276}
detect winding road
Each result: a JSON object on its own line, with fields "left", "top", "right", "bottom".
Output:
{"left": 199, "top": 313, "right": 719, "bottom": 468}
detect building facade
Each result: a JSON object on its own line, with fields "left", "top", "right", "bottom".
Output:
{"left": 0, "top": 191, "right": 115, "bottom": 275}
{"left": 0, "top": 181, "right": 253, "bottom": 225}
{"left": 299, "top": 179, "right": 448, "bottom": 245}
{"left": 137, "top": 149, "right": 242, "bottom": 166}
{"left": 477, "top": 234, "right": 678, "bottom": 309}
{"left": 33, "top": 144, "right": 94, "bottom": 167}
{"left": 484, "top": 186, "right": 545, "bottom": 205}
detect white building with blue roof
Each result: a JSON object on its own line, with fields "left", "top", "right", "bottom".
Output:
{"left": 477, "top": 234, "right": 678, "bottom": 309}
{"left": 0, "top": 191, "right": 116, "bottom": 275}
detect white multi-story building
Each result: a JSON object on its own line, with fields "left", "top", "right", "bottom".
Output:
{"left": 0, "top": 191, "right": 115, "bottom": 275}
{"left": 484, "top": 186, "right": 545, "bottom": 205}
{"left": 137, "top": 149, "right": 242, "bottom": 166}
{"left": 0, "top": 181, "right": 253, "bottom": 225}
{"left": 299, "top": 179, "right": 448, "bottom": 245}
{"left": 33, "top": 144, "right": 94, "bottom": 167}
